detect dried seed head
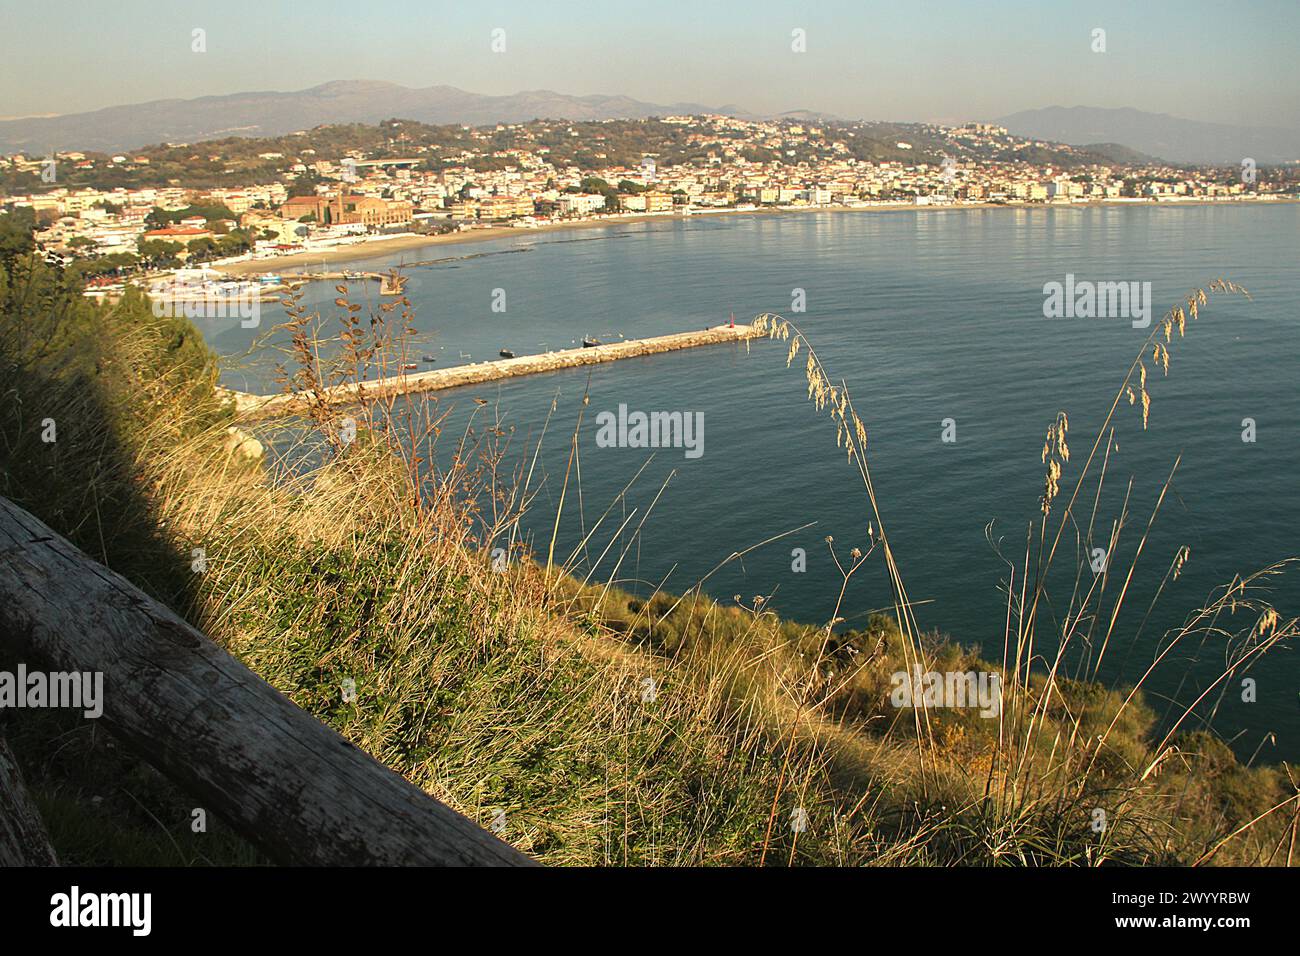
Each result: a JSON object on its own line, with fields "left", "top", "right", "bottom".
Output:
{"left": 853, "top": 413, "right": 867, "bottom": 449}
{"left": 1173, "top": 545, "right": 1190, "bottom": 580}
{"left": 1256, "top": 607, "right": 1279, "bottom": 638}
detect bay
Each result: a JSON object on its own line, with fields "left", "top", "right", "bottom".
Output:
{"left": 209, "top": 203, "right": 1300, "bottom": 759}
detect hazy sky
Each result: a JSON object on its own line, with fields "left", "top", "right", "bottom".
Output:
{"left": 3, "top": 0, "right": 1298, "bottom": 127}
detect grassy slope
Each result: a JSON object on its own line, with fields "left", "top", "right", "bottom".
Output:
{"left": 0, "top": 244, "right": 1294, "bottom": 866}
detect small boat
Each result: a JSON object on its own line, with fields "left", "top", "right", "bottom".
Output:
{"left": 582, "top": 337, "right": 601, "bottom": 348}
{"left": 401, "top": 362, "right": 419, "bottom": 371}
{"left": 421, "top": 355, "right": 437, "bottom": 363}
{"left": 499, "top": 348, "right": 515, "bottom": 359}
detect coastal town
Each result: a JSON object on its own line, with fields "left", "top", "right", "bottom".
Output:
{"left": 6, "top": 0, "right": 1300, "bottom": 897}
{"left": 2, "top": 113, "right": 1295, "bottom": 299}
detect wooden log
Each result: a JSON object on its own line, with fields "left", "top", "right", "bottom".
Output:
{"left": 0, "top": 496, "right": 534, "bottom": 866}
{"left": 0, "top": 733, "right": 59, "bottom": 866}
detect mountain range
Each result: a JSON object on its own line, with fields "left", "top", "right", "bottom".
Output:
{"left": 0, "top": 80, "right": 744, "bottom": 155}
{"left": 2, "top": 81, "right": 1297, "bottom": 166}
{"left": 997, "top": 106, "right": 1300, "bottom": 166}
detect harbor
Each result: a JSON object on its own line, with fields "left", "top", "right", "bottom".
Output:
{"left": 223, "top": 323, "right": 763, "bottom": 418}
{"left": 82, "top": 267, "right": 409, "bottom": 304}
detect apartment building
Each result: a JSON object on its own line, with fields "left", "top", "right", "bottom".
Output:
{"left": 278, "top": 191, "right": 413, "bottom": 227}
{"left": 555, "top": 193, "right": 606, "bottom": 217}
{"left": 142, "top": 225, "right": 214, "bottom": 245}
{"left": 478, "top": 194, "right": 535, "bottom": 220}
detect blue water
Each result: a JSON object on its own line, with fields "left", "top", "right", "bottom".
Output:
{"left": 210, "top": 205, "right": 1300, "bottom": 760}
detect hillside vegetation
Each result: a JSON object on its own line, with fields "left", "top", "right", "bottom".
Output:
{"left": 0, "top": 216, "right": 1296, "bottom": 865}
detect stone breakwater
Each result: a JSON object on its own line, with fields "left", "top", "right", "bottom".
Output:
{"left": 223, "top": 324, "right": 764, "bottom": 419}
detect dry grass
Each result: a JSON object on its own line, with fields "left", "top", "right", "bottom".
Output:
{"left": 3, "top": 247, "right": 1295, "bottom": 865}
{"left": 751, "top": 281, "right": 1298, "bottom": 864}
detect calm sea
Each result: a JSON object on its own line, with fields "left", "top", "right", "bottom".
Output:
{"left": 210, "top": 204, "right": 1300, "bottom": 760}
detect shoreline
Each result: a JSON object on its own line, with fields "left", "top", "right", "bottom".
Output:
{"left": 212, "top": 197, "right": 1296, "bottom": 276}
{"left": 213, "top": 218, "right": 614, "bottom": 275}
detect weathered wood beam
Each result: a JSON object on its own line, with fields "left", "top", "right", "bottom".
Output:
{"left": 0, "top": 496, "right": 534, "bottom": 866}
{"left": 0, "top": 733, "right": 59, "bottom": 866}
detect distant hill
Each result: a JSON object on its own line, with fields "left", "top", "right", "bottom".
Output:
{"left": 0, "top": 80, "right": 744, "bottom": 155}
{"left": 14, "top": 83, "right": 1291, "bottom": 169}
{"left": 775, "top": 109, "right": 843, "bottom": 123}
{"left": 1077, "top": 142, "right": 1158, "bottom": 166}
{"left": 998, "top": 106, "right": 1300, "bottom": 165}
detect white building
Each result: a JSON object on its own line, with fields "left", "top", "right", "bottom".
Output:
{"left": 556, "top": 193, "right": 607, "bottom": 216}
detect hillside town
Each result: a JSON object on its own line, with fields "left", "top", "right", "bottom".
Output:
{"left": 1, "top": 114, "right": 1294, "bottom": 294}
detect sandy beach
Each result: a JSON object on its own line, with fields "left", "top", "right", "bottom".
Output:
{"left": 212, "top": 198, "right": 1294, "bottom": 277}
{"left": 212, "top": 215, "right": 683, "bottom": 276}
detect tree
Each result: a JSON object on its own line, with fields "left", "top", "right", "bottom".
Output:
{"left": 579, "top": 177, "right": 620, "bottom": 212}
{"left": 217, "top": 231, "right": 252, "bottom": 256}
{"left": 137, "top": 238, "right": 183, "bottom": 268}
{"left": 0, "top": 207, "right": 36, "bottom": 271}
{"left": 146, "top": 203, "right": 236, "bottom": 228}
{"left": 66, "top": 251, "right": 138, "bottom": 281}
{"left": 288, "top": 174, "right": 323, "bottom": 198}
{"left": 186, "top": 237, "right": 218, "bottom": 261}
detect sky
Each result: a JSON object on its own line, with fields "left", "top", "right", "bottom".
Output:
{"left": 2, "top": 0, "right": 1298, "bottom": 128}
